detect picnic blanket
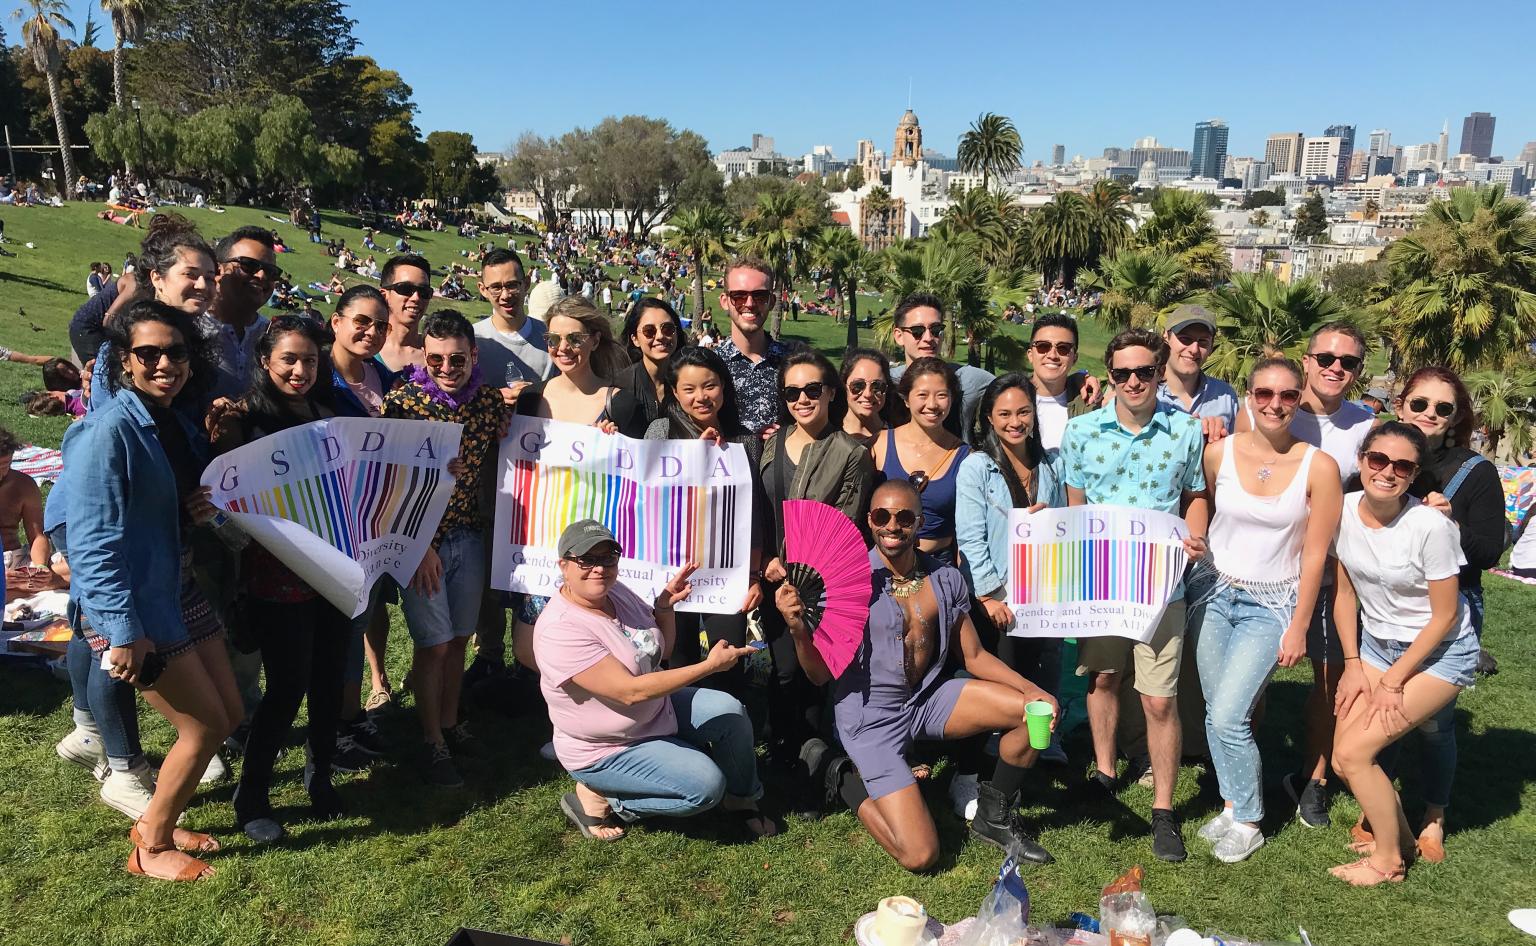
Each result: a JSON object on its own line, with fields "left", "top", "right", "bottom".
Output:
{"left": 13, "top": 445, "right": 61, "bottom": 485}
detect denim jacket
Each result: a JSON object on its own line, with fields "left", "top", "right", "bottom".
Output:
{"left": 328, "top": 356, "right": 399, "bottom": 418}
{"left": 954, "top": 450, "right": 1064, "bottom": 602}
{"left": 62, "top": 390, "right": 206, "bottom": 647}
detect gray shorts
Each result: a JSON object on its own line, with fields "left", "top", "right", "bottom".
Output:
{"left": 838, "top": 677, "right": 968, "bottom": 801}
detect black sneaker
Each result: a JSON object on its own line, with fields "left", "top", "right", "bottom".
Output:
{"left": 1283, "top": 772, "right": 1331, "bottom": 828}
{"left": 426, "top": 743, "right": 464, "bottom": 789}
{"left": 1085, "top": 767, "right": 1118, "bottom": 799}
{"left": 462, "top": 657, "right": 504, "bottom": 691}
{"left": 331, "top": 736, "right": 375, "bottom": 775}
{"left": 442, "top": 721, "right": 486, "bottom": 758}
{"left": 344, "top": 716, "right": 386, "bottom": 757}
{"left": 1150, "top": 808, "right": 1186, "bottom": 862}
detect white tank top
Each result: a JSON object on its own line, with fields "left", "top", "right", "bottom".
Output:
{"left": 1208, "top": 438, "right": 1316, "bottom": 583}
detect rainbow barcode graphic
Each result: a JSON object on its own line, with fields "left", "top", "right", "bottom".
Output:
{"left": 505, "top": 460, "right": 739, "bottom": 568}
{"left": 223, "top": 460, "right": 445, "bottom": 557}
{"left": 1011, "top": 539, "right": 1186, "bottom": 605}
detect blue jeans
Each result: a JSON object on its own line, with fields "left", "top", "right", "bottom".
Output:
{"left": 66, "top": 633, "right": 143, "bottom": 769}
{"left": 1378, "top": 588, "right": 1482, "bottom": 809}
{"left": 570, "top": 687, "right": 762, "bottom": 822}
{"left": 1195, "top": 583, "right": 1290, "bottom": 823}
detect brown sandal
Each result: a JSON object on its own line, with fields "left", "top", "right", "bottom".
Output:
{"left": 1328, "top": 856, "right": 1405, "bottom": 886}
{"left": 126, "top": 826, "right": 215, "bottom": 881}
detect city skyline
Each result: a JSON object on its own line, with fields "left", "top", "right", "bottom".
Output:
{"left": 49, "top": 0, "right": 1532, "bottom": 165}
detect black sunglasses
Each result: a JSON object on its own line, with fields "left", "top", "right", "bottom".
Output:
{"left": 129, "top": 344, "right": 191, "bottom": 366}
{"left": 1108, "top": 365, "right": 1159, "bottom": 384}
{"left": 847, "top": 378, "right": 888, "bottom": 398}
{"left": 225, "top": 255, "right": 279, "bottom": 280}
{"left": 902, "top": 323, "right": 944, "bottom": 340}
{"left": 1030, "top": 340, "right": 1076, "bottom": 356}
{"left": 1407, "top": 396, "right": 1456, "bottom": 419}
{"left": 782, "top": 382, "right": 826, "bottom": 403}
{"left": 869, "top": 507, "right": 918, "bottom": 528}
{"left": 1310, "top": 352, "right": 1363, "bottom": 373}
{"left": 1361, "top": 450, "right": 1419, "bottom": 479}
{"left": 383, "top": 281, "right": 435, "bottom": 300}
{"left": 725, "top": 289, "right": 774, "bottom": 307}
{"left": 569, "top": 550, "right": 620, "bottom": 570}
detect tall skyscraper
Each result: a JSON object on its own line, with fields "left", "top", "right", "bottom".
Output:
{"left": 1368, "top": 129, "right": 1392, "bottom": 157}
{"left": 1460, "top": 112, "right": 1496, "bottom": 161}
{"left": 1301, "top": 137, "right": 1344, "bottom": 181}
{"left": 1265, "top": 133, "right": 1305, "bottom": 175}
{"left": 1324, "top": 124, "right": 1356, "bottom": 183}
{"left": 1520, "top": 141, "right": 1536, "bottom": 167}
{"left": 1051, "top": 143, "right": 1066, "bottom": 166}
{"left": 1191, "top": 119, "right": 1229, "bottom": 179}
{"left": 1439, "top": 121, "right": 1450, "bottom": 166}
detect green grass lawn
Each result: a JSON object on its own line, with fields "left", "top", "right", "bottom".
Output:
{"left": 1, "top": 204, "right": 1534, "bottom": 946}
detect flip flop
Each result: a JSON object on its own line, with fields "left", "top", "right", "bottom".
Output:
{"left": 559, "top": 792, "right": 625, "bottom": 842}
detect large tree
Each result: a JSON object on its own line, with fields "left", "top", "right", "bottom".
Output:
{"left": 809, "top": 225, "right": 878, "bottom": 351}
{"left": 503, "top": 131, "right": 573, "bottom": 228}
{"left": 567, "top": 116, "right": 718, "bottom": 238}
{"left": 957, "top": 112, "right": 1021, "bottom": 191}
{"left": 1027, "top": 191, "right": 1094, "bottom": 285}
{"left": 100, "top": 0, "right": 147, "bottom": 109}
{"left": 740, "top": 190, "right": 819, "bottom": 337}
{"left": 1292, "top": 192, "right": 1329, "bottom": 243}
{"left": 12, "top": 0, "right": 77, "bottom": 196}
{"left": 1379, "top": 184, "right": 1536, "bottom": 372}
{"left": 424, "top": 130, "right": 497, "bottom": 207}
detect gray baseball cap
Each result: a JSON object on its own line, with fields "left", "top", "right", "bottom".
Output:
{"left": 1164, "top": 303, "right": 1217, "bottom": 335}
{"left": 557, "top": 519, "right": 621, "bottom": 559}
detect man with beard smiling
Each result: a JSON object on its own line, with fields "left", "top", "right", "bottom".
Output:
{"left": 203, "top": 227, "right": 278, "bottom": 402}
{"left": 714, "top": 257, "right": 790, "bottom": 436}
{"left": 774, "top": 479, "right": 1058, "bottom": 871}
{"left": 378, "top": 254, "right": 435, "bottom": 372}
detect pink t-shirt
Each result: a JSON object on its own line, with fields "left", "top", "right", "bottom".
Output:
{"left": 534, "top": 584, "right": 677, "bottom": 772}
{"left": 345, "top": 361, "right": 385, "bottom": 417}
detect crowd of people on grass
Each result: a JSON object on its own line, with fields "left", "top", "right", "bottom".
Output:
{"left": 19, "top": 210, "right": 1515, "bottom": 890}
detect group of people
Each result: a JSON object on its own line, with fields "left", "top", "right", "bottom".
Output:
{"left": 39, "top": 220, "right": 1500, "bottom": 890}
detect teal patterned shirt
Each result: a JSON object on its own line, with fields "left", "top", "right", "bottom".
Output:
{"left": 1059, "top": 404, "right": 1206, "bottom": 514}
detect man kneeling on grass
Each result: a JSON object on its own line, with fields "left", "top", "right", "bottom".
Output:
{"left": 533, "top": 520, "right": 776, "bottom": 841}
{"left": 774, "top": 480, "right": 1058, "bottom": 871}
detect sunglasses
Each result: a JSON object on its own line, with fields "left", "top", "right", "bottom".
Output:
{"left": 869, "top": 507, "right": 918, "bottom": 528}
{"left": 129, "top": 344, "right": 191, "bottom": 366}
{"left": 1309, "top": 352, "right": 1363, "bottom": 373}
{"left": 345, "top": 312, "right": 388, "bottom": 334}
{"left": 1175, "top": 333, "right": 1216, "bottom": 350}
{"left": 383, "top": 281, "right": 435, "bottom": 300}
{"left": 225, "top": 256, "right": 280, "bottom": 280}
{"left": 902, "top": 323, "right": 944, "bottom": 340}
{"left": 569, "top": 550, "right": 620, "bottom": 570}
{"left": 1407, "top": 396, "right": 1456, "bottom": 419}
{"left": 782, "top": 382, "right": 826, "bottom": 403}
{"left": 725, "top": 289, "right": 774, "bottom": 307}
{"left": 639, "top": 323, "right": 677, "bottom": 340}
{"left": 847, "top": 378, "right": 888, "bottom": 398}
{"left": 1361, "top": 450, "right": 1419, "bottom": 479}
{"left": 544, "top": 331, "right": 592, "bottom": 350}
{"left": 1108, "top": 365, "right": 1159, "bottom": 384}
{"left": 1030, "top": 340, "right": 1076, "bottom": 356}
{"left": 1251, "top": 387, "right": 1302, "bottom": 408}
{"left": 425, "top": 353, "right": 469, "bottom": 370}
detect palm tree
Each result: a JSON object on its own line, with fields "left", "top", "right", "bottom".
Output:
{"left": 809, "top": 225, "right": 877, "bottom": 351}
{"left": 1468, "top": 364, "right": 1536, "bottom": 459}
{"left": 1080, "top": 248, "right": 1190, "bottom": 330}
{"left": 101, "top": 0, "right": 148, "bottom": 109}
{"left": 1200, "top": 271, "right": 1357, "bottom": 383}
{"left": 1027, "top": 192, "right": 1094, "bottom": 285}
{"left": 1378, "top": 184, "right": 1536, "bottom": 373}
{"left": 1136, "top": 188, "right": 1219, "bottom": 255}
{"left": 664, "top": 204, "right": 733, "bottom": 325}
{"left": 13, "top": 0, "right": 77, "bottom": 199}
{"left": 957, "top": 112, "right": 1022, "bottom": 192}
{"left": 1083, "top": 179, "right": 1134, "bottom": 264}
{"left": 740, "top": 190, "right": 816, "bottom": 337}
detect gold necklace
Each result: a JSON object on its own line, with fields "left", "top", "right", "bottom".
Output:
{"left": 890, "top": 567, "right": 928, "bottom": 598}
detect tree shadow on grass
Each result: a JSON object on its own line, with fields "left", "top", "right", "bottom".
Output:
{"left": 0, "top": 270, "right": 74, "bottom": 295}
{"left": 0, "top": 663, "right": 69, "bottom": 719}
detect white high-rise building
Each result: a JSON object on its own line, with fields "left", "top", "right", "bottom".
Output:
{"left": 1265, "top": 133, "right": 1306, "bottom": 175}
{"left": 1302, "top": 136, "right": 1344, "bottom": 181}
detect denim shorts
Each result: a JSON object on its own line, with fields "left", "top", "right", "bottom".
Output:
{"left": 1361, "top": 629, "right": 1479, "bottom": 688}
{"left": 400, "top": 528, "right": 486, "bottom": 649}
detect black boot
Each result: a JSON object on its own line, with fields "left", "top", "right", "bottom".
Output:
{"left": 971, "top": 780, "right": 1053, "bottom": 864}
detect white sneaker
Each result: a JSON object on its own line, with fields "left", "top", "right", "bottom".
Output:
{"left": 538, "top": 741, "right": 558, "bottom": 762}
{"left": 100, "top": 763, "right": 158, "bottom": 821}
{"left": 950, "top": 772, "right": 980, "bottom": 822}
{"left": 56, "top": 726, "right": 109, "bottom": 781}
{"left": 1198, "top": 808, "right": 1235, "bottom": 843}
{"left": 200, "top": 753, "right": 228, "bottom": 784}
{"left": 1212, "top": 822, "right": 1265, "bottom": 863}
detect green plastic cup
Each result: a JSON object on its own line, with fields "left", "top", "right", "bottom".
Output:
{"left": 1025, "top": 700, "right": 1054, "bottom": 751}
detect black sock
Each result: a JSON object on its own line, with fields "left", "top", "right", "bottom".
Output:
{"left": 839, "top": 767, "right": 869, "bottom": 812}
{"left": 989, "top": 761, "right": 1027, "bottom": 798}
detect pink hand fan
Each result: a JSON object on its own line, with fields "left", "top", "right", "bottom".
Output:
{"left": 783, "top": 499, "right": 872, "bottom": 679}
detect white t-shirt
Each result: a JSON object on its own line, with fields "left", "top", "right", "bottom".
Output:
{"left": 1511, "top": 517, "right": 1536, "bottom": 570}
{"left": 1335, "top": 493, "right": 1472, "bottom": 644}
{"left": 473, "top": 314, "right": 553, "bottom": 386}
{"left": 1287, "top": 400, "right": 1376, "bottom": 481}
{"left": 1036, "top": 391, "right": 1072, "bottom": 452}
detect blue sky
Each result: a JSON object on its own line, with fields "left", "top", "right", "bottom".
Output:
{"left": 57, "top": 0, "right": 1532, "bottom": 162}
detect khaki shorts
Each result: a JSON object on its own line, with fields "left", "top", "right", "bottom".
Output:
{"left": 1075, "top": 600, "right": 1187, "bottom": 698}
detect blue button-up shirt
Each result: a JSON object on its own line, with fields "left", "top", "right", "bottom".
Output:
{"left": 1060, "top": 404, "right": 1206, "bottom": 515}
{"left": 715, "top": 336, "right": 789, "bottom": 436}
{"left": 1156, "top": 373, "right": 1240, "bottom": 435}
